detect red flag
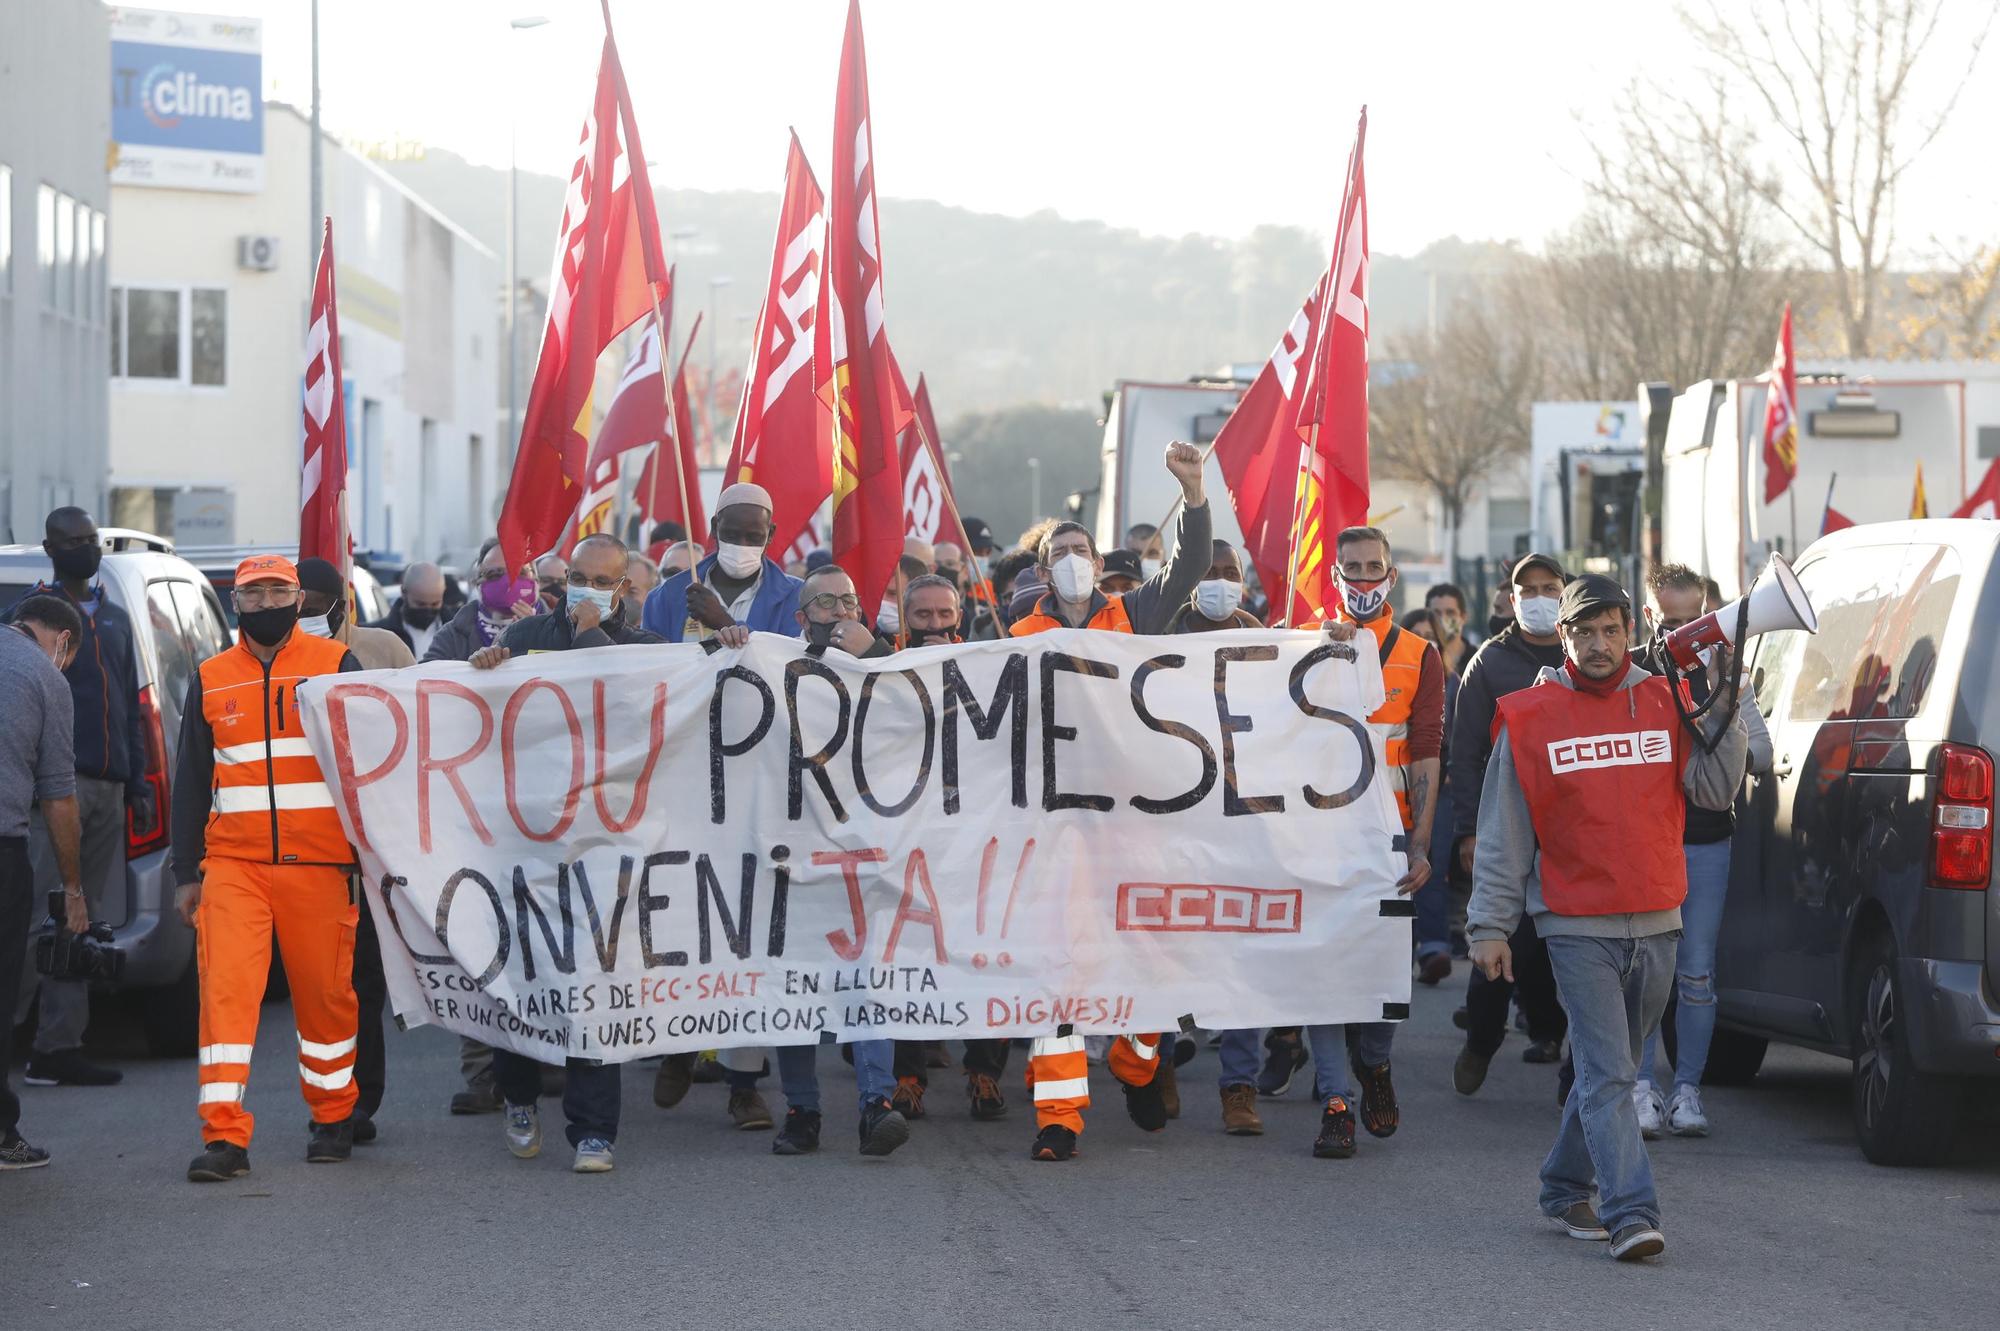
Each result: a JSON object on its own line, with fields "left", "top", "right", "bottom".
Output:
{"left": 907, "top": 374, "right": 972, "bottom": 555}
{"left": 1952, "top": 459, "right": 2000, "bottom": 519}
{"left": 495, "top": 15, "right": 670, "bottom": 572}
{"left": 555, "top": 450, "right": 623, "bottom": 554}
{"left": 1761, "top": 302, "right": 1799, "bottom": 505}
{"left": 817, "top": 0, "right": 914, "bottom": 613}
{"left": 1212, "top": 279, "right": 1323, "bottom": 622}
{"left": 1910, "top": 462, "right": 1930, "bottom": 519}
{"left": 300, "top": 218, "right": 351, "bottom": 580}
{"left": 635, "top": 313, "right": 708, "bottom": 543}
{"left": 723, "top": 131, "right": 829, "bottom": 558}
{"left": 1283, "top": 106, "right": 1370, "bottom": 625}
{"left": 1819, "top": 474, "right": 1854, "bottom": 534}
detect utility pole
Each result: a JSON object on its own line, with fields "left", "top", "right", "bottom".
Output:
{"left": 308, "top": 0, "right": 321, "bottom": 259}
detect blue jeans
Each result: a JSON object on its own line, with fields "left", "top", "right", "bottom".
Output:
{"left": 1539, "top": 933, "right": 1677, "bottom": 1234}
{"left": 492, "top": 1050, "right": 620, "bottom": 1146}
{"left": 1217, "top": 1029, "right": 1260, "bottom": 1088}
{"left": 1642, "top": 841, "right": 1730, "bottom": 1090}
{"left": 769, "top": 1040, "right": 895, "bottom": 1116}
{"left": 1307, "top": 1022, "right": 1394, "bottom": 1101}
{"left": 1414, "top": 784, "right": 1456, "bottom": 959}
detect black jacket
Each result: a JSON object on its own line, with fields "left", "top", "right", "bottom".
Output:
{"left": 1, "top": 580, "right": 146, "bottom": 794}
{"left": 420, "top": 604, "right": 491, "bottom": 664}
{"left": 366, "top": 601, "right": 439, "bottom": 653}
{"left": 497, "top": 606, "right": 664, "bottom": 655}
{"left": 1450, "top": 624, "right": 1568, "bottom": 842}
{"left": 1637, "top": 639, "right": 1735, "bottom": 845}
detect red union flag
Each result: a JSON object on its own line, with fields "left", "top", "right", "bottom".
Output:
{"left": 300, "top": 217, "right": 350, "bottom": 580}
{"left": 635, "top": 312, "right": 708, "bottom": 542}
{"left": 1953, "top": 459, "right": 2000, "bottom": 520}
{"left": 1761, "top": 302, "right": 1799, "bottom": 505}
{"left": 495, "top": 19, "right": 669, "bottom": 573}
{"left": 1212, "top": 279, "right": 1323, "bottom": 623}
{"left": 724, "top": 132, "right": 828, "bottom": 558}
{"left": 1284, "top": 106, "right": 1370, "bottom": 625}
{"left": 816, "top": 0, "right": 913, "bottom": 613}
{"left": 907, "top": 374, "right": 971, "bottom": 555}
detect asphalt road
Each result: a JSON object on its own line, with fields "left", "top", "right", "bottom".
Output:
{"left": 4, "top": 965, "right": 1997, "bottom": 1331}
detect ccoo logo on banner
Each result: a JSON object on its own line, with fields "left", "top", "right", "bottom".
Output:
{"left": 297, "top": 631, "right": 1411, "bottom": 1063}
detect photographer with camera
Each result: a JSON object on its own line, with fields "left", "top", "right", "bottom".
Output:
{"left": 1, "top": 595, "right": 88, "bottom": 1170}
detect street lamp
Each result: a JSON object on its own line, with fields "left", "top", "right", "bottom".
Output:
{"left": 505, "top": 15, "right": 550, "bottom": 464}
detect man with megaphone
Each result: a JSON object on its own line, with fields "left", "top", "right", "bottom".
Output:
{"left": 1466, "top": 573, "right": 1750, "bottom": 1263}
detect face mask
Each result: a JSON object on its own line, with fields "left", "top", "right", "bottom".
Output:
{"left": 1051, "top": 553, "right": 1095, "bottom": 602}
{"left": 16, "top": 624, "right": 67, "bottom": 670}
{"left": 906, "top": 624, "right": 957, "bottom": 647}
{"left": 1141, "top": 557, "right": 1162, "bottom": 581}
{"left": 567, "top": 585, "right": 619, "bottom": 616}
{"left": 803, "top": 619, "right": 838, "bottom": 649}
{"left": 716, "top": 542, "right": 763, "bottom": 579}
{"left": 876, "top": 602, "right": 900, "bottom": 636}
{"left": 1435, "top": 612, "right": 1463, "bottom": 638}
{"left": 1487, "top": 612, "right": 1513, "bottom": 636}
{"left": 1340, "top": 574, "right": 1392, "bottom": 621}
{"left": 52, "top": 544, "right": 102, "bottom": 583}
{"left": 238, "top": 604, "right": 299, "bottom": 647}
{"left": 402, "top": 605, "right": 438, "bottom": 630}
{"left": 1194, "top": 579, "right": 1242, "bottom": 621}
{"left": 481, "top": 574, "right": 536, "bottom": 616}
{"left": 1515, "top": 594, "right": 1561, "bottom": 637}
{"left": 299, "top": 614, "right": 333, "bottom": 638}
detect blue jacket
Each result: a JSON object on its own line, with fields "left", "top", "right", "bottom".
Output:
{"left": 642, "top": 554, "right": 803, "bottom": 642}
{"left": 2, "top": 579, "right": 146, "bottom": 793}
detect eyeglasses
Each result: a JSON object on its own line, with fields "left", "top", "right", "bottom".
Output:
{"left": 236, "top": 585, "right": 300, "bottom": 609}
{"left": 805, "top": 593, "right": 861, "bottom": 614}
{"left": 568, "top": 572, "right": 624, "bottom": 592}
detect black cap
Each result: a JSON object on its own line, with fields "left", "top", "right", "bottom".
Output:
{"left": 295, "top": 557, "right": 345, "bottom": 598}
{"left": 1098, "top": 548, "right": 1143, "bottom": 583}
{"left": 1510, "top": 551, "right": 1567, "bottom": 586}
{"left": 1558, "top": 573, "right": 1631, "bottom": 625}
{"left": 960, "top": 517, "right": 996, "bottom": 553}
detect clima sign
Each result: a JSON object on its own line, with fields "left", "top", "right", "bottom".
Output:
{"left": 109, "top": 8, "right": 264, "bottom": 194}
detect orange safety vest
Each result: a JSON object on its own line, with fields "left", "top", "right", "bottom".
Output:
{"left": 197, "top": 631, "right": 354, "bottom": 867}
{"left": 1008, "top": 593, "right": 1134, "bottom": 637}
{"left": 1322, "top": 609, "right": 1433, "bottom": 831}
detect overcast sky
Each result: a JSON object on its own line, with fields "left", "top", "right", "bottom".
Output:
{"left": 228, "top": 0, "right": 1997, "bottom": 258}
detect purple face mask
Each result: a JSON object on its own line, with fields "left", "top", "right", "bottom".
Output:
{"left": 479, "top": 574, "right": 536, "bottom": 615}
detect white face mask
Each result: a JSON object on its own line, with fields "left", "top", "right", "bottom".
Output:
{"left": 1516, "top": 594, "right": 1561, "bottom": 636}
{"left": 1051, "top": 552, "right": 1095, "bottom": 602}
{"left": 877, "top": 600, "right": 901, "bottom": 635}
{"left": 298, "top": 614, "right": 333, "bottom": 638}
{"left": 1141, "top": 557, "right": 1162, "bottom": 581}
{"left": 715, "top": 542, "right": 763, "bottom": 579}
{"left": 1194, "top": 579, "right": 1242, "bottom": 621}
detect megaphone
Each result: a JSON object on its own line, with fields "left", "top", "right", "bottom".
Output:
{"left": 1662, "top": 552, "right": 1819, "bottom": 670}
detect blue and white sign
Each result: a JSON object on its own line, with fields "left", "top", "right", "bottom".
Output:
{"left": 109, "top": 8, "right": 264, "bottom": 194}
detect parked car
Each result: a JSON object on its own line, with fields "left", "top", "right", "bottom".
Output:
{"left": 1718, "top": 518, "right": 2000, "bottom": 1164}
{"left": 180, "top": 544, "right": 390, "bottom": 629}
{"left": 0, "top": 529, "right": 232, "bottom": 1055}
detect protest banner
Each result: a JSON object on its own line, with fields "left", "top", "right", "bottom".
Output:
{"left": 297, "top": 630, "right": 1411, "bottom": 1064}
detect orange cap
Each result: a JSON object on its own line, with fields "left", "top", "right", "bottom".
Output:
{"left": 234, "top": 554, "right": 300, "bottom": 587}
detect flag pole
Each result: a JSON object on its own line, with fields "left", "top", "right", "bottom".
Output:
{"left": 1279, "top": 422, "right": 1315, "bottom": 629}
{"left": 643, "top": 291, "right": 698, "bottom": 553}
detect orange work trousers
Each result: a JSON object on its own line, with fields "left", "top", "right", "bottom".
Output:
{"left": 1023, "top": 1031, "right": 1164, "bottom": 1133}
{"left": 194, "top": 859, "right": 359, "bottom": 1147}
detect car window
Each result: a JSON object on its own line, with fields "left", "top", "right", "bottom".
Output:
{"left": 146, "top": 581, "right": 199, "bottom": 725}
{"left": 170, "top": 579, "right": 232, "bottom": 662}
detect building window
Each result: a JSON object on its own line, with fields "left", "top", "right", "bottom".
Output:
{"left": 37, "top": 184, "right": 55, "bottom": 306}
{"left": 54, "top": 192, "right": 75, "bottom": 316}
{"left": 111, "top": 284, "right": 228, "bottom": 387}
{"left": 90, "top": 209, "right": 105, "bottom": 323}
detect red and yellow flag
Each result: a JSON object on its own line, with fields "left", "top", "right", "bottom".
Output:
{"left": 1761, "top": 303, "right": 1799, "bottom": 505}
{"left": 1911, "top": 462, "right": 1929, "bottom": 519}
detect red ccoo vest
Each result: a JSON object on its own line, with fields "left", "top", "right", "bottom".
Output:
{"left": 1496, "top": 672, "right": 1688, "bottom": 917}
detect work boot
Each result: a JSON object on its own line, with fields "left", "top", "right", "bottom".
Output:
{"left": 1122, "top": 1075, "right": 1168, "bottom": 1133}
{"left": 349, "top": 1110, "right": 378, "bottom": 1144}
{"left": 1156, "top": 1058, "right": 1181, "bottom": 1120}
{"left": 186, "top": 1141, "right": 250, "bottom": 1182}
{"left": 1312, "top": 1096, "right": 1357, "bottom": 1159}
{"left": 1453, "top": 1043, "right": 1493, "bottom": 1096}
{"left": 451, "top": 1084, "right": 504, "bottom": 1115}
{"left": 1350, "top": 1057, "right": 1399, "bottom": 1138}
{"left": 1031, "top": 1124, "right": 1077, "bottom": 1162}
{"left": 1220, "top": 1084, "right": 1264, "bottom": 1135}
{"left": 966, "top": 1072, "right": 1007, "bottom": 1120}
{"left": 891, "top": 1075, "right": 926, "bottom": 1120}
{"left": 653, "top": 1052, "right": 695, "bottom": 1109}
{"left": 771, "top": 1107, "right": 822, "bottom": 1156}
{"left": 23, "top": 1047, "right": 122, "bottom": 1087}
{"left": 1416, "top": 952, "right": 1452, "bottom": 986}
{"left": 858, "top": 1099, "right": 911, "bottom": 1156}
{"left": 306, "top": 1118, "right": 354, "bottom": 1164}
{"left": 729, "top": 1088, "right": 774, "bottom": 1131}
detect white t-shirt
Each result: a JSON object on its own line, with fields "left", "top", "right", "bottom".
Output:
{"left": 683, "top": 568, "right": 762, "bottom": 640}
{"left": 407, "top": 617, "right": 439, "bottom": 660}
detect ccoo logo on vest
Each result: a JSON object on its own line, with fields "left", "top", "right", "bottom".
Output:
{"left": 1548, "top": 729, "right": 1672, "bottom": 775}
{"left": 110, "top": 14, "right": 264, "bottom": 195}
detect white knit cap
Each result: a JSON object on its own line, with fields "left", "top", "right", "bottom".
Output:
{"left": 715, "top": 481, "right": 773, "bottom": 513}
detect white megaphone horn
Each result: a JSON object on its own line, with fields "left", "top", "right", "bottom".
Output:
{"left": 1662, "top": 553, "right": 1819, "bottom": 670}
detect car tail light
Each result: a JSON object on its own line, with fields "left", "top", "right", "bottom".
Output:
{"left": 1929, "top": 742, "right": 1992, "bottom": 889}
{"left": 127, "top": 684, "right": 170, "bottom": 860}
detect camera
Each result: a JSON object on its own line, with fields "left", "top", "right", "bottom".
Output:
{"left": 35, "top": 891, "right": 126, "bottom": 982}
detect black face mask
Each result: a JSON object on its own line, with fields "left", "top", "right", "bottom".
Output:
{"left": 905, "top": 626, "right": 959, "bottom": 647}
{"left": 52, "top": 544, "right": 102, "bottom": 583}
{"left": 325, "top": 600, "right": 347, "bottom": 636}
{"left": 239, "top": 604, "right": 300, "bottom": 647}
{"left": 1488, "top": 613, "right": 1513, "bottom": 636}
{"left": 402, "top": 605, "right": 438, "bottom": 630}
{"left": 803, "top": 620, "right": 837, "bottom": 649}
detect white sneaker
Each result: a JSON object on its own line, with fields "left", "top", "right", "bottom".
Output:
{"left": 504, "top": 1103, "right": 541, "bottom": 1159}
{"left": 572, "top": 1136, "right": 615, "bottom": 1173}
{"left": 1667, "top": 1084, "right": 1710, "bottom": 1137}
{"left": 1632, "top": 1080, "right": 1665, "bottom": 1140}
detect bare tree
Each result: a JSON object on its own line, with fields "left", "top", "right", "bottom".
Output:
{"left": 1899, "top": 243, "right": 2000, "bottom": 357}
{"left": 1682, "top": 0, "right": 1996, "bottom": 356}
{"left": 1370, "top": 300, "right": 1541, "bottom": 568}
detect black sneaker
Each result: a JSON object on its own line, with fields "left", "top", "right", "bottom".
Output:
{"left": 450, "top": 1085, "right": 504, "bottom": 1115}
{"left": 1122, "top": 1076, "right": 1168, "bottom": 1132}
{"left": 351, "top": 1110, "right": 378, "bottom": 1144}
{"left": 1522, "top": 1038, "right": 1563, "bottom": 1065}
{"left": 966, "top": 1072, "right": 1007, "bottom": 1120}
{"left": 1312, "top": 1096, "right": 1357, "bottom": 1158}
{"left": 306, "top": 1118, "right": 354, "bottom": 1163}
{"left": 23, "top": 1048, "right": 122, "bottom": 1087}
{"left": 1031, "top": 1124, "right": 1077, "bottom": 1161}
{"left": 1453, "top": 1043, "right": 1493, "bottom": 1096}
{"left": 1609, "top": 1223, "right": 1666, "bottom": 1261}
{"left": 1256, "top": 1031, "right": 1307, "bottom": 1097}
{"left": 1349, "top": 1058, "right": 1399, "bottom": 1137}
{"left": 187, "top": 1140, "right": 251, "bottom": 1182}
{"left": 1551, "top": 1201, "right": 1609, "bottom": 1241}
{"left": 0, "top": 1135, "right": 51, "bottom": 1171}
{"left": 858, "top": 1099, "right": 911, "bottom": 1156}
{"left": 771, "top": 1107, "right": 822, "bottom": 1156}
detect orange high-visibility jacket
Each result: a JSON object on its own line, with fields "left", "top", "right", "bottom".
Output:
{"left": 1009, "top": 593, "right": 1134, "bottom": 636}
{"left": 1330, "top": 610, "right": 1432, "bottom": 831}
{"left": 195, "top": 632, "right": 354, "bottom": 867}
